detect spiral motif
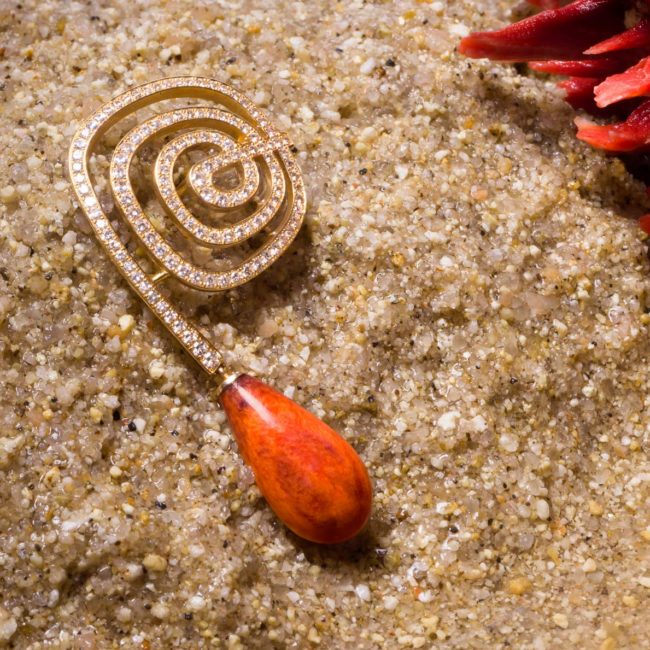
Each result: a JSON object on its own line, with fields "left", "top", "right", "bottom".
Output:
{"left": 68, "top": 77, "right": 306, "bottom": 374}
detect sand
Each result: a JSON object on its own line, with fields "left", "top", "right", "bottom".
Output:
{"left": 1, "top": 1, "right": 650, "bottom": 647}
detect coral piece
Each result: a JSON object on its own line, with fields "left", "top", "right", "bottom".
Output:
{"left": 220, "top": 374, "right": 372, "bottom": 544}
{"left": 575, "top": 98, "right": 650, "bottom": 150}
{"left": 558, "top": 76, "right": 603, "bottom": 111}
{"left": 638, "top": 212, "right": 650, "bottom": 231}
{"left": 594, "top": 55, "right": 650, "bottom": 106}
{"left": 458, "top": 0, "right": 625, "bottom": 62}
{"left": 528, "top": 53, "right": 638, "bottom": 77}
{"left": 586, "top": 18, "right": 650, "bottom": 54}
{"left": 460, "top": 0, "right": 650, "bottom": 229}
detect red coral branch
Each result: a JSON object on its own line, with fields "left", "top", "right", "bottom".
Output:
{"left": 558, "top": 76, "right": 603, "bottom": 111}
{"left": 586, "top": 18, "right": 650, "bottom": 54}
{"left": 528, "top": 53, "right": 637, "bottom": 77}
{"left": 638, "top": 213, "right": 650, "bottom": 232}
{"left": 594, "top": 55, "right": 650, "bottom": 106}
{"left": 459, "top": 0, "right": 650, "bottom": 229}
{"left": 575, "top": 99, "right": 650, "bottom": 151}
{"left": 458, "top": 0, "right": 625, "bottom": 61}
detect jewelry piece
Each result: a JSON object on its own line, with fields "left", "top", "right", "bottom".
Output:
{"left": 68, "top": 77, "right": 372, "bottom": 544}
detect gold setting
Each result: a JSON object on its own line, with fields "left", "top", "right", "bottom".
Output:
{"left": 68, "top": 77, "right": 306, "bottom": 375}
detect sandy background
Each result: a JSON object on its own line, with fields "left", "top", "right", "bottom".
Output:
{"left": 1, "top": 0, "right": 650, "bottom": 648}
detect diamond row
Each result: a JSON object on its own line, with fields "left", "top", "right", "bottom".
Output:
{"left": 155, "top": 127, "right": 285, "bottom": 245}
{"left": 186, "top": 131, "right": 259, "bottom": 208}
{"left": 65, "top": 180, "right": 222, "bottom": 374}
{"left": 109, "top": 107, "right": 296, "bottom": 290}
{"left": 187, "top": 132, "right": 290, "bottom": 208}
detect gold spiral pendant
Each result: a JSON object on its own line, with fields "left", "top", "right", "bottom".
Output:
{"left": 68, "top": 77, "right": 372, "bottom": 544}
{"left": 68, "top": 76, "right": 305, "bottom": 374}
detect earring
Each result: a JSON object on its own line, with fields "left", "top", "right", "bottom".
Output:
{"left": 68, "top": 77, "right": 372, "bottom": 544}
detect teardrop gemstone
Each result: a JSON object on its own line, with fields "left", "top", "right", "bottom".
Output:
{"left": 219, "top": 374, "right": 372, "bottom": 544}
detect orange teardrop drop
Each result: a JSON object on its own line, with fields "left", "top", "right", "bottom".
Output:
{"left": 220, "top": 374, "right": 372, "bottom": 544}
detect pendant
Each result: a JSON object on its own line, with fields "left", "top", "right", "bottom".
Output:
{"left": 220, "top": 375, "right": 371, "bottom": 544}
{"left": 68, "top": 77, "right": 371, "bottom": 544}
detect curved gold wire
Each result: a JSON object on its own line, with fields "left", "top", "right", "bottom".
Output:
{"left": 67, "top": 77, "right": 306, "bottom": 376}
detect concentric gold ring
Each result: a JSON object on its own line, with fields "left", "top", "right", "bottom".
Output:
{"left": 68, "top": 77, "right": 306, "bottom": 374}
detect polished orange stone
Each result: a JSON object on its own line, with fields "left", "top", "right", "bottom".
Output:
{"left": 220, "top": 374, "right": 372, "bottom": 544}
